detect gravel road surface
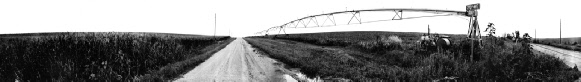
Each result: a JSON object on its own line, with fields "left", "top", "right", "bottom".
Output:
{"left": 174, "top": 38, "right": 288, "bottom": 82}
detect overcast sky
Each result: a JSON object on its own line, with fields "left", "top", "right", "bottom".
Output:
{"left": 0, "top": 0, "right": 578, "bottom": 38}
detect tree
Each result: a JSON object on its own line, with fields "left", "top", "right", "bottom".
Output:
{"left": 506, "top": 33, "right": 513, "bottom": 40}
{"left": 523, "top": 33, "right": 532, "bottom": 43}
{"left": 485, "top": 23, "right": 496, "bottom": 37}
{"left": 515, "top": 31, "right": 520, "bottom": 40}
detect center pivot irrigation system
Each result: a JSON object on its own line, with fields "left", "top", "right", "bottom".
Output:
{"left": 255, "top": 3, "right": 482, "bottom": 40}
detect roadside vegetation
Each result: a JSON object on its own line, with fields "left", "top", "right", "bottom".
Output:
{"left": 245, "top": 31, "right": 581, "bottom": 81}
{"left": 533, "top": 38, "right": 581, "bottom": 52}
{"left": 0, "top": 32, "right": 233, "bottom": 81}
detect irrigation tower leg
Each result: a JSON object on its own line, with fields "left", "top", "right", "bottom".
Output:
{"left": 283, "top": 28, "right": 288, "bottom": 36}
{"left": 471, "top": 40, "right": 474, "bottom": 61}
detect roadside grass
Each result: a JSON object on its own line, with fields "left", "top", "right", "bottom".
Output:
{"left": 135, "top": 38, "right": 235, "bottom": 81}
{"left": 533, "top": 37, "right": 581, "bottom": 52}
{"left": 0, "top": 32, "right": 233, "bottom": 81}
{"left": 534, "top": 40, "right": 581, "bottom": 52}
{"left": 245, "top": 31, "right": 581, "bottom": 81}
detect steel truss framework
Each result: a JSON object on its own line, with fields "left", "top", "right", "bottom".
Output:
{"left": 257, "top": 3, "right": 481, "bottom": 40}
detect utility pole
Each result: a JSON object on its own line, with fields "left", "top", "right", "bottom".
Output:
{"left": 214, "top": 13, "right": 217, "bottom": 40}
{"left": 560, "top": 19, "right": 561, "bottom": 44}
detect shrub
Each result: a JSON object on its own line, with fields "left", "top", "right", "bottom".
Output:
{"left": 354, "top": 35, "right": 403, "bottom": 52}
{"left": 383, "top": 35, "right": 403, "bottom": 43}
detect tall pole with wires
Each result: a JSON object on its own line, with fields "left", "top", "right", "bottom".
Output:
{"left": 214, "top": 13, "right": 217, "bottom": 40}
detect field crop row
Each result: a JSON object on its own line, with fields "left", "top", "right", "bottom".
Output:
{"left": 0, "top": 32, "right": 233, "bottom": 81}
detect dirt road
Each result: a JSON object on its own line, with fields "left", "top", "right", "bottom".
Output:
{"left": 174, "top": 38, "right": 288, "bottom": 82}
{"left": 531, "top": 44, "right": 581, "bottom": 70}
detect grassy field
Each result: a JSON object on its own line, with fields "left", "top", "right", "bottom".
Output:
{"left": 0, "top": 32, "right": 233, "bottom": 81}
{"left": 533, "top": 37, "right": 581, "bottom": 51}
{"left": 245, "top": 31, "right": 581, "bottom": 81}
